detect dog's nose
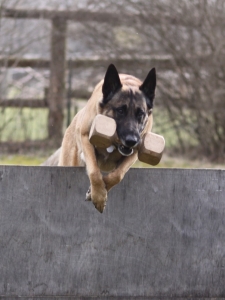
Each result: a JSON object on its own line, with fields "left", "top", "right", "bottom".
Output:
{"left": 125, "top": 135, "right": 139, "bottom": 148}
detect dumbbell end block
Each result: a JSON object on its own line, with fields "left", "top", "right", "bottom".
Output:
{"left": 138, "top": 132, "right": 165, "bottom": 166}
{"left": 89, "top": 114, "right": 116, "bottom": 148}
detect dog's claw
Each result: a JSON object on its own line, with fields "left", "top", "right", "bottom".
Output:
{"left": 94, "top": 202, "right": 106, "bottom": 213}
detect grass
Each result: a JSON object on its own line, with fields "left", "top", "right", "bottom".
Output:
{"left": 0, "top": 106, "right": 78, "bottom": 142}
{"left": 152, "top": 106, "right": 198, "bottom": 149}
{"left": 0, "top": 105, "right": 224, "bottom": 169}
{"left": 0, "top": 154, "right": 45, "bottom": 166}
{"left": 134, "top": 154, "right": 225, "bottom": 169}
{"left": 0, "top": 152, "right": 224, "bottom": 169}
{"left": 0, "top": 107, "right": 48, "bottom": 142}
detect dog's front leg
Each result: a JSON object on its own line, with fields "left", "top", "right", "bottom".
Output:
{"left": 82, "top": 135, "right": 107, "bottom": 213}
{"left": 103, "top": 152, "right": 138, "bottom": 192}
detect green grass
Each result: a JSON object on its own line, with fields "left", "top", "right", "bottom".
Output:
{"left": 0, "top": 106, "right": 224, "bottom": 168}
{"left": 0, "top": 155, "right": 43, "bottom": 166}
{"left": 0, "top": 107, "right": 48, "bottom": 141}
{"left": 0, "top": 105, "right": 187, "bottom": 146}
{"left": 152, "top": 106, "right": 198, "bottom": 149}
{"left": 0, "top": 104, "right": 197, "bottom": 152}
{"left": 0, "top": 106, "right": 77, "bottom": 142}
{"left": 133, "top": 154, "right": 225, "bottom": 169}
{"left": 0, "top": 153, "right": 224, "bottom": 169}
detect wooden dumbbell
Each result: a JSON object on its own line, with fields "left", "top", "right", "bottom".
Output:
{"left": 89, "top": 114, "right": 165, "bottom": 166}
{"left": 138, "top": 132, "right": 165, "bottom": 166}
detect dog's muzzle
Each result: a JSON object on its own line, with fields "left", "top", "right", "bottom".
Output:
{"left": 117, "top": 134, "right": 139, "bottom": 156}
{"left": 106, "top": 134, "right": 140, "bottom": 157}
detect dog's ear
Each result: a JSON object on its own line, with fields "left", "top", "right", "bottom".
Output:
{"left": 139, "top": 68, "right": 156, "bottom": 110}
{"left": 102, "top": 64, "right": 122, "bottom": 104}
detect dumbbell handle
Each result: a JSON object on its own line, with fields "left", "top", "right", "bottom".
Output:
{"left": 89, "top": 115, "right": 165, "bottom": 166}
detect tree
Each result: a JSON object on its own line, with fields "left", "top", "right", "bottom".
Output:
{"left": 72, "top": 0, "right": 225, "bottom": 161}
{"left": 127, "top": 0, "right": 225, "bottom": 161}
{"left": 1, "top": 0, "right": 225, "bottom": 161}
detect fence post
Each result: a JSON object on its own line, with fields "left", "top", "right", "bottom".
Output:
{"left": 48, "top": 17, "right": 67, "bottom": 145}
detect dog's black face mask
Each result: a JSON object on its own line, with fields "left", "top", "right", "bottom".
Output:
{"left": 100, "top": 64, "right": 156, "bottom": 156}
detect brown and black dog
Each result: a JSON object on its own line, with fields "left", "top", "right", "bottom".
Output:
{"left": 44, "top": 64, "right": 156, "bottom": 213}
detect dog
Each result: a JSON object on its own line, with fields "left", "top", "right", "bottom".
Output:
{"left": 44, "top": 64, "right": 156, "bottom": 213}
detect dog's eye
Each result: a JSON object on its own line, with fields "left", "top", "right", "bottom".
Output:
{"left": 116, "top": 106, "right": 126, "bottom": 115}
{"left": 136, "top": 109, "right": 145, "bottom": 119}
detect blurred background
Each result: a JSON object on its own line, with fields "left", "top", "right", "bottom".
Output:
{"left": 0, "top": 0, "right": 224, "bottom": 168}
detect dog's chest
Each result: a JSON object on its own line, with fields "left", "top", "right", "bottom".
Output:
{"left": 94, "top": 147, "right": 123, "bottom": 172}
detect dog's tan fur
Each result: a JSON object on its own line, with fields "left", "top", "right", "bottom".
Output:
{"left": 44, "top": 65, "right": 156, "bottom": 213}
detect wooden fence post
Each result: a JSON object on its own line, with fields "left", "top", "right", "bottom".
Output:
{"left": 48, "top": 17, "right": 67, "bottom": 145}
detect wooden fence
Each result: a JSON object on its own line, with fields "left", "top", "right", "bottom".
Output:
{"left": 0, "top": 7, "right": 174, "bottom": 146}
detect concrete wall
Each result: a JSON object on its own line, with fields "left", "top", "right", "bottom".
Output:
{"left": 0, "top": 166, "right": 225, "bottom": 299}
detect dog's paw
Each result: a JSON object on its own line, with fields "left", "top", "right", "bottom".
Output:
{"left": 91, "top": 187, "right": 107, "bottom": 213}
{"left": 85, "top": 187, "right": 92, "bottom": 201}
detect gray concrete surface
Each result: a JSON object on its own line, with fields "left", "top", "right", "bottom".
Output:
{"left": 0, "top": 166, "right": 225, "bottom": 299}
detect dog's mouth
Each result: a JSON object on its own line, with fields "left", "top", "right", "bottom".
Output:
{"left": 118, "top": 145, "right": 134, "bottom": 156}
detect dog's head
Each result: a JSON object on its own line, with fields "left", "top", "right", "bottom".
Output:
{"left": 100, "top": 64, "right": 156, "bottom": 156}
